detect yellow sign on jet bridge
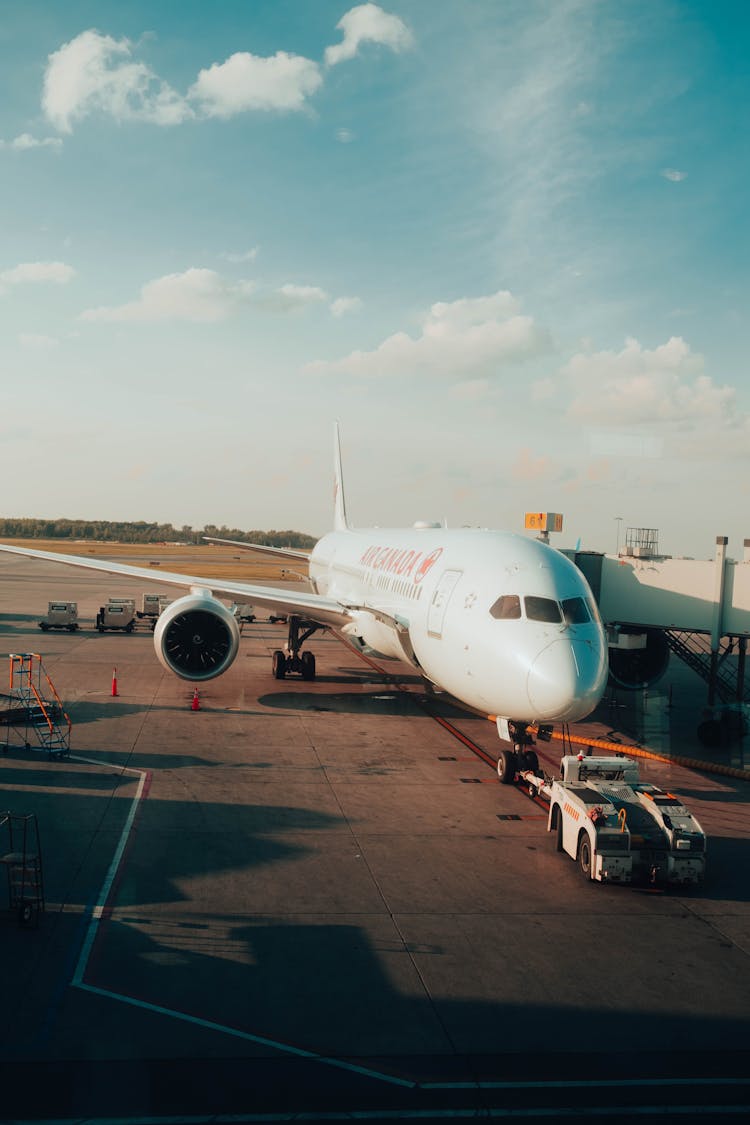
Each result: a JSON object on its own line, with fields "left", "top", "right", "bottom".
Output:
{"left": 525, "top": 512, "right": 564, "bottom": 533}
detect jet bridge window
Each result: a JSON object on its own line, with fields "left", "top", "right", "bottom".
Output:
{"left": 524, "top": 596, "right": 562, "bottom": 623}
{"left": 562, "top": 597, "right": 591, "bottom": 624}
{"left": 489, "top": 594, "right": 521, "bottom": 620}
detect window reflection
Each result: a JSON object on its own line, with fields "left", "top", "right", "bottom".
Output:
{"left": 524, "top": 596, "right": 562, "bottom": 623}
{"left": 489, "top": 594, "right": 521, "bottom": 619}
{"left": 562, "top": 597, "right": 590, "bottom": 624}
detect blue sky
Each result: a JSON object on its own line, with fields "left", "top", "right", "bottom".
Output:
{"left": 1, "top": 1, "right": 748, "bottom": 558}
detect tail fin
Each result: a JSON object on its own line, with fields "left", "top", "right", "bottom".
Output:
{"left": 333, "top": 422, "right": 349, "bottom": 531}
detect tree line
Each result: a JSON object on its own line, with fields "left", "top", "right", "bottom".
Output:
{"left": 0, "top": 518, "right": 317, "bottom": 548}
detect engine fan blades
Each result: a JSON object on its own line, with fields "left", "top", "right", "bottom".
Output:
{"left": 164, "top": 611, "right": 232, "bottom": 672}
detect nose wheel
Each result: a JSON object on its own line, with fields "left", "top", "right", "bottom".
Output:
{"left": 496, "top": 722, "right": 540, "bottom": 783}
{"left": 271, "top": 615, "right": 321, "bottom": 681}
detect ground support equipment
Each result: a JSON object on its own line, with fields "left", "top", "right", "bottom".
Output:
{"left": 521, "top": 754, "right": 706, "bottom": 886}
{"left": 0, "top": 811, "right": 45, "bottom": 927}
{"left": 3, "top": 653, "right": 72, "bottom": 757}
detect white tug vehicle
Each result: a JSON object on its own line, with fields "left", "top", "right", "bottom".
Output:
{"left": 519, "top": 754, "right": 706, "bottom": 886}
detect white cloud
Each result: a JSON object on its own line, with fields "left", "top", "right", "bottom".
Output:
{"left": 19, "top": 333, "right": 60, "bottom": 350}
{"left": 0, "top": 133, "right": 63, "bottom": 150}
{"left": 189, "top": 51, "right": 322, "bottom": 117}
{"left": 325, "top": 4, "right": 414, "bottom": 67}
{"left": 449, "top": 378, "right": 493, "bottom": 401}
{"left": 563, "top": 336, "right": 734, "bottom": 424}
{"left": 310, "top": 290, "right": 551, "bottom": 378}
{"left": 330, "top": 296, "right": 362, "bottom": 317}
{"left": 42, "top": 29, "right": 193, "bottom": 132}
{"left": 335, "top": 128, "right": 356, "bottom": 143}
{"left": 0, "top": 261, "right": 75, "bottom": 287}
{"left": 271, "top": 284, "right": 329, "bottom": 311}
{"left": 79, "top": 268, "right": 255, "bottom": 323}
{"left": 661, "top": 168, "right": 688, "bottom": 182}
{"left": 42, "top": 13, "right": 410, "bottom": 133}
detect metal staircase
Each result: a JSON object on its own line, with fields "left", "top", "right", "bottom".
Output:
{"left": 0, "top": 811, "right": 44, "bottom": 926}
{"left": 664, "top": 631, "right": 749, "bottom": 704}
{"left": 3, "top": 653, "right": 71, "bottom": 757}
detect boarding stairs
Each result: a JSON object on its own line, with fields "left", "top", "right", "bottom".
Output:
{"left": 664, "top": 631, "right": 749, "bottom": 704}
{"left": 0, "top": 811, "right": 44, "bottom": 927}
{"left": 4, "top": 653, "right": 72, "bottom": 757}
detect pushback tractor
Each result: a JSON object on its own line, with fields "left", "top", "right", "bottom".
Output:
{"left": 519, "top": 754, "right": 706, "bottom": 886}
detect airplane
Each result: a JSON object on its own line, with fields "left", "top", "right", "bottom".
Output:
{"left": 0, "top": 427, "right": 608, "bottom": 782}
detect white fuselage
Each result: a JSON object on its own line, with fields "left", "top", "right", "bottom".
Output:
{"left": 309, "top": 527, "right": 608, "bottom": 724}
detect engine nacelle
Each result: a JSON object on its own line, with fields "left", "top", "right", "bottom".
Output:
{"left": 154, "top": 592, "right": 240, "bottom": 681}
{"left": 608, "top": 626, "right": 669, "bottom": 690}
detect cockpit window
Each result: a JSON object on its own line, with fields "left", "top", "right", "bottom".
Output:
{"left": 489, "top": 594, "right": 521, "bottom": 620}
{"left": 586, "top": 597, "right": 602, "bottom": 624}
{"left": 562, "top": 597, "right": 590, "bottom": 624}
{"left": 525, "top": 596, "right": 562, "bottom": 623}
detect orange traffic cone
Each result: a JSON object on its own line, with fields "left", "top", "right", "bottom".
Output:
{"left": 191, "top": 688, "right": 200, "bottom": 711}
{"left": 111, "top": 668, "right": 118, "bottom": 697}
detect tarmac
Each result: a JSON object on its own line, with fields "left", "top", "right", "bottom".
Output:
{"left": 1, "top": 551, "right": 749, "bottom": 1122}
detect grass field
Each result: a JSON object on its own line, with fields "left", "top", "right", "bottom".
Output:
{"left": 0, "top": 539, "right": 308, "bottom": 583}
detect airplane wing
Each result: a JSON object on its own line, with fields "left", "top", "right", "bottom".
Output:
{"left": 0, "top": 543, "right": 350, "bottom": 628}
{"left": 202, "top": 536, "right": 311, "bottom": 563}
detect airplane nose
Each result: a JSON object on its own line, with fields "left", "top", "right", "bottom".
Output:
{"left": 527, "top": 639, "right": 606, "bottom": 721}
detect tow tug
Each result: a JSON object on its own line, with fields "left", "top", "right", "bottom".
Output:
{"left": 517, "top": 753, "right": 706, "bottom": 885}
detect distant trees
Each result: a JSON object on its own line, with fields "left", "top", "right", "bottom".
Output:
{"left": 0, "top": 518, "right": 317, "bottom": 549}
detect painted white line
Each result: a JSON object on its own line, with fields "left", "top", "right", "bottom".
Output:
{"left": 69, "top": 757, "right": 149, "bottom": 987}
{"left": 423, "top": 1076, "right": 750, "bottom": 1090}
{"left": 7, "top": 1102, "right": 750, "bottom": 1123}
{"left": 75, "top": 982, "right": 415, "bottom": 1087}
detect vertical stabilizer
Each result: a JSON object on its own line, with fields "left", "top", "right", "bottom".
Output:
{"left": 333, "top": 422, "right": 349, "bottom": 531}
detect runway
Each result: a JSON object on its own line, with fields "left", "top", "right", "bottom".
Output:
{"left": 1, "top": 551, "right": 749, "bottom": 1122}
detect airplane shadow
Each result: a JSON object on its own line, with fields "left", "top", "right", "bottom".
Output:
{"left": 257, "top": 688, "right": 475, "bottom": 721}
{"left": 258, "top": 689, "right": 424, "bottom": 716}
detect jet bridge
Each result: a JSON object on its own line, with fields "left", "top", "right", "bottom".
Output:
{"left": 568, "top": 534, "right": 750, "bottom": 730}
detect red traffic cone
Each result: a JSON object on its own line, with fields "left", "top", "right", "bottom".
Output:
{"left": 111, "top": 668, "right": 118, "bottom": 697}
{"left": 191, "top": 688, "right": 200, "bottom": 711}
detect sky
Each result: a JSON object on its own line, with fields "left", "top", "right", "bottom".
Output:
{"left": 1, "top": 0, "right": 749, "bottom": 559}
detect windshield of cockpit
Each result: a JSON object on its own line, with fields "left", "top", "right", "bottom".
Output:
{"left": 489, "top": 594, "right": 600, "bottom": 624}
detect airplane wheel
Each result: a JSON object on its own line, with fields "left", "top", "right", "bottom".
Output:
{"left": 496, "top": 749, "right": 517, "bottom": 785}
{"left": 272, "top": 650, "right": 287, "bottom": 679}
{"left": 552, "top": 808, "right": 564, "bottom": 852}
{"left": 578, "top": 833, "right": 593, "bottom": 879}
{"left": 522, "top": 749, "right": 539, "bottom": 774}
{"left": 300, "top": 651, "right": 316, "bottom": 681}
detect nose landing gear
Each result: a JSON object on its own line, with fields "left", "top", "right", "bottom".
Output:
{"left": 496, "top": 721, "right": 540, "bottom": 784}
{"left": 271, "top": 615, "right": 322, "bottom": 681}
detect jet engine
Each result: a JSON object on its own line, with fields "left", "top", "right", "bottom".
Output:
{"left": 154, "top": 592, "right": 240, "bottom": 681}
{"left": 607, "top": 626, "right": 669, "bottom": 690}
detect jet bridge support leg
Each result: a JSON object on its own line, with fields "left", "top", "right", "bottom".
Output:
{"left": 271, "top": 616, "right": 321, "bottom": 682}
{"left": 737, "top": 637, "right": 747, "bottom": 704}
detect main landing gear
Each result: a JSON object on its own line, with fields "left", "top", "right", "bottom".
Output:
{"left": 271, "top": 615, "right": 321, "bottom": 682}
{"left": 496, "top": 721, "right": 540, "bottom": 785}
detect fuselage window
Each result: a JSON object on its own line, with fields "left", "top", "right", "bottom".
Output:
{"left": 525, "top": 596, "right": 562, "bottom": 623}
{"left": 489, "top": 594, "right": 521, "bottom": 620}
{"left": 562, "top": 597, "right": 591, "bottom": 624}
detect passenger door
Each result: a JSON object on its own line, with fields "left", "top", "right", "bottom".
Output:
{"left": 427, "top": 569, "right": 463, "bottom": 638}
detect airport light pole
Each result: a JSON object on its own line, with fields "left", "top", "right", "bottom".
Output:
{"left": 615, "top": 516, "right": 623, "bottom": 556}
